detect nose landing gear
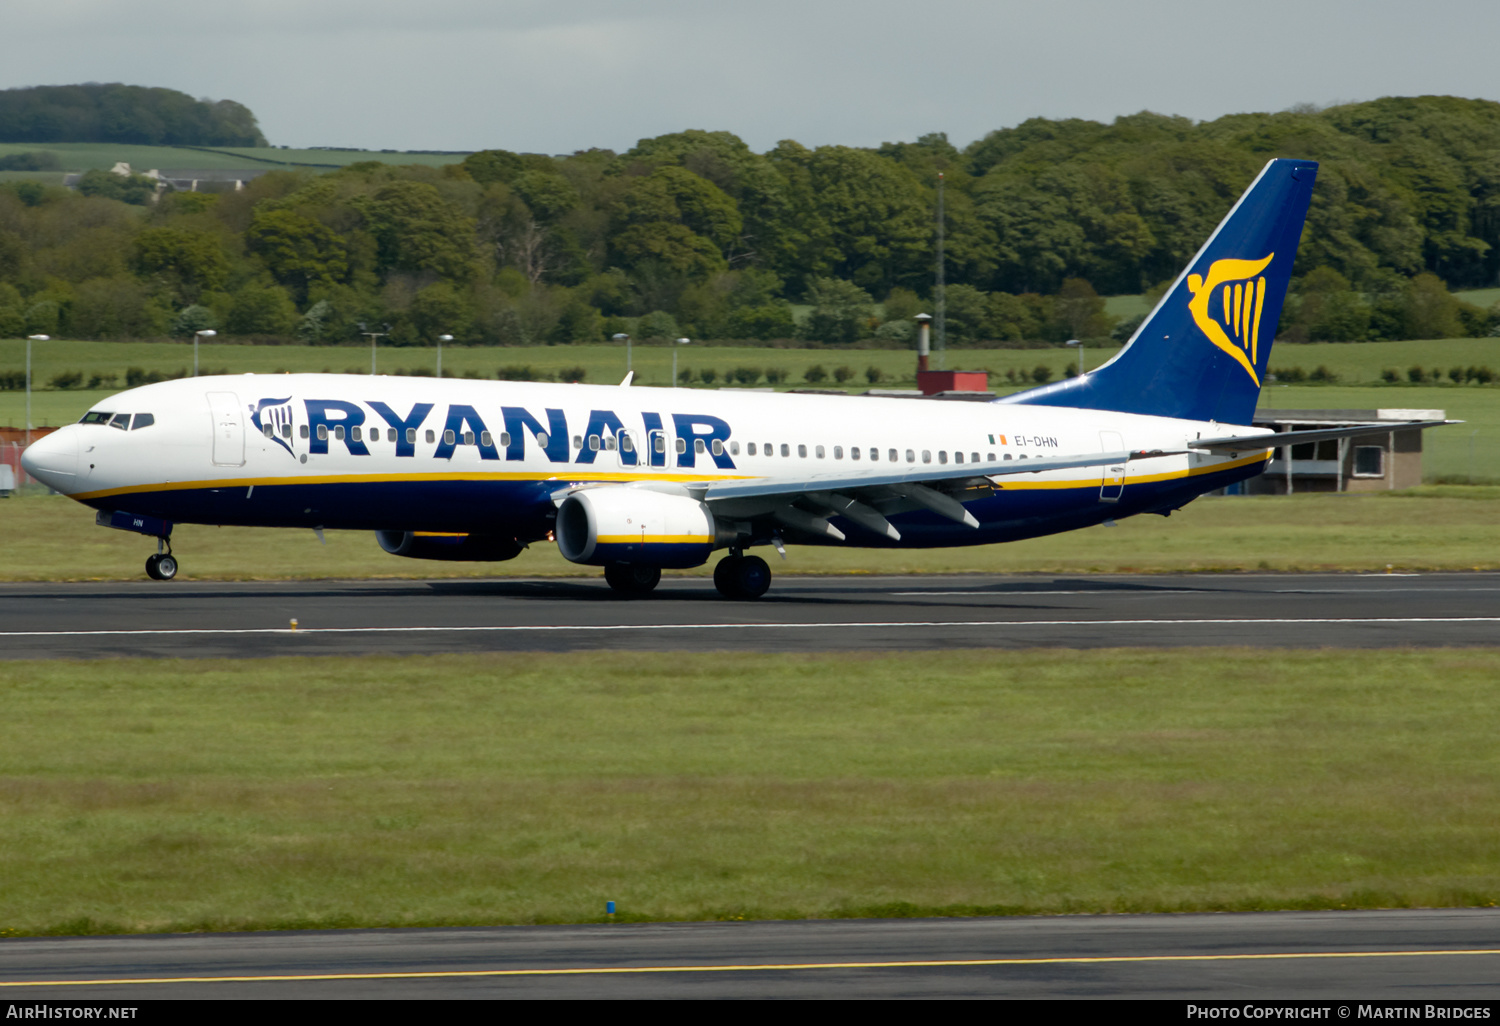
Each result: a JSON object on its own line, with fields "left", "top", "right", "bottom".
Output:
{"left": 145, "top": 538, "right": 178, "bottom": 581}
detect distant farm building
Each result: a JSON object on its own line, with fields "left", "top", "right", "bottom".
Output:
{"left": 64, "top": 162, "right": 271, "bottom": 196}
{"left": 1234, "top": 408, "right": 1443, "bottom": 494}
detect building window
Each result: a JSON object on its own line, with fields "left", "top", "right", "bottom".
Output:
{"left": 1353, "top": 446, "right": 1385, "bottom": 477}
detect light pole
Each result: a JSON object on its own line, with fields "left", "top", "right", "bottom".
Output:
{"left": 25, "top": 334, "right": 47, "bottom": 446}
{"left": 359, "top": 322, "right": 389, "bottom": 375}
{"left": 193, "top": 329, "right": 216, "bottom": 377}
{"left": 1065, "top": 338, "right": 1084, "bottom": 378}
{"left": 672, "top": 337, "right": 690, "bottom": 387}
{"left": 613, "top": 332, "right": 631, "bottom": 375}
{"left": 436, "top": 334, "right": 452, "bottom": 378}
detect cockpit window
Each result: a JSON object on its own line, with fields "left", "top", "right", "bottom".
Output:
{"left": 131, "top": 413, "right": 155, "bottom": 430}
{"left": 80, "top": 411, "right": 112, "bottom": 425}
{"left": 108, "top": 413, "right": 130, "bottom": 431}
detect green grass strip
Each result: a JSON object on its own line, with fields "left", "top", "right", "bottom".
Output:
{"left": 2, "top": 649, "right": 1498, "bottom": 936}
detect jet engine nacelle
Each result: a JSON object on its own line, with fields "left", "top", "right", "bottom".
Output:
{"left": 376, "top": 530, "right": 524, "bottom": 562}
{"left": 556, "top": 487, "right": 723, "bottom": 569}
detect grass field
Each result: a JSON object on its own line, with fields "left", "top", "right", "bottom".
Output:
{"left": 2, "top": 648, "right": 1497, "bottom": 935}
{"left": 5, "top": 487, "right": 1500, "bottom": 582}
{"left": 0, "top": 142, "right": 469, "bottom": 173}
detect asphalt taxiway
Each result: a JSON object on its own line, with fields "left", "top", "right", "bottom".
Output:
{"left": 2, "top": 572, "right": 1499, "bottom": 659}
{"left": 3, "top": 909, "right": 1499, "bottom": 999}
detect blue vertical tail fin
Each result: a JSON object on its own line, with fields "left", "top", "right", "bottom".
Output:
{"left": 998, "top": 158, "right": 1318, "bottom": 425}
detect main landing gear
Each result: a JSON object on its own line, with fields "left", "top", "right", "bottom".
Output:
{"left": 604, "top": 564, "right": 661, "bottom": 595}
{"left": 713, "top": 553, "right": 771, "bottom": 601}
{"left": 144, "top": 538, "right": 178, "bottom": 581}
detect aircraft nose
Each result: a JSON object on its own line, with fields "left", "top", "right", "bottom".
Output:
{"left": 20, "top": 426, "right": 79, "bottom": 492}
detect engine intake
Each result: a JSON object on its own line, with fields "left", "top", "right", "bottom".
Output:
{"left": 556, "top": 487, "right": 720, "bottom": 568}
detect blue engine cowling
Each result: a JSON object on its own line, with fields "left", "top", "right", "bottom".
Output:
{"left": 376, "top": 530, "right": 524, "bottom": 562}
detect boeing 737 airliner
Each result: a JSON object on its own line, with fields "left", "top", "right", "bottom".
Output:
{"left": 20, "top": 158, "right": 1448, "bottom": 598}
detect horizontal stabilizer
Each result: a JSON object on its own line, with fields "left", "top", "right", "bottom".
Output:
{"left": 1191, "top": 421, "right": 1455, "bottom": 453}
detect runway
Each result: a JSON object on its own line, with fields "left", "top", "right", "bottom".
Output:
{"left": 2, "top": 572, "right": 1500, "bottom": 659}
{"left": 3, "top": 909, "right": 1499, "bottom": 998}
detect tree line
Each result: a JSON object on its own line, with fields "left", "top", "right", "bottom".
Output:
{"left": 0, "top": 84, "right": 265, "bottom": 148}
{"left": 0, "top": 94, "right": 1497, "bottom": 349}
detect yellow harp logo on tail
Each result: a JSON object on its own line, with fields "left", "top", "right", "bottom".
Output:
{"left": 1186, "top": 253, "right": 1274, "bottom": 386}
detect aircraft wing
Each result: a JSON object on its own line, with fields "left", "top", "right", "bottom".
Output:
{"left": 1190, "top": 420, "right": 1456, "bottom": 453}
{"left": 681, "top": 448, "right": 1181, "bottom": 542}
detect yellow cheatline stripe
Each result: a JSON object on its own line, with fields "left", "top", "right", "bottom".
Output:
{"left": 69, "top": 469, "right": 757, "bottom": 502}
{"left": 3, "top": 948, "right": 1498, "bottom": 987}
{"left": 596, "top": 534, "right": 711, "bottom": 545}
{"left": 66, "top": 452, "right": 1271, "bottom": 502}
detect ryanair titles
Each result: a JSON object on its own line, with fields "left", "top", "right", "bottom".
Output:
{"left": 252, "top": 398, "right": 738, "bottom": 471}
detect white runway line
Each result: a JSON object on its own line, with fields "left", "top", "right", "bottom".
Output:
{"left": 4, "top": 616, "right": 1500, "bottom": 638}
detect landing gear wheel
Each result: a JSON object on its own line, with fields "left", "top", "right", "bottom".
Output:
{"left": 604, "top": 564, "right": 661, "bottom": 596}
{"left": 714, "top": 554, "right": 771, "bottom": 600}
{"left": 145, "top": 553, "right": 179, "bottom": 581}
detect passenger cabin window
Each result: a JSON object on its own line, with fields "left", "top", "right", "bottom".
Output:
{"left": 851, "top": 447, "right": 860, "bottom": 460}
{"left": 797, "top": 444, "right": 807, "bottom": 458}
{"left": 263, "top": 424, "right": 275, "bottom": 439}
{"left": 301, "top": 425, "right": 310, "bottom": 439}
{"left": 747, "top": 443, "right": 757, "bottom": 455}
{"left": 351, "top": 426, "right": 362, "bottom": 442}
{"left": 317, "top": 425, "right": 329, "bottom": 441}
{"left": 281, "top": 423, "right": 292, "bottom": 439}
{"left": 443, "top": 429, "right": 456, "bottom": 445}
{"left": 780, "top": 444, "right": 789, "bottom": 457}
{"left": 334, "top": 425, "right": 345, "bottom": 441}
{"left": 922, "top": 450, "right": 932, "bottom": 464}
{"left": 406, "top": 428, "right": 416, "bottom": 444}
{"left": 905, "top": 449, "right": 915, "bottom": 463}
{"left": 938, "top": 451, "right": 948, "bottom": 464}
{"left": 388, "top": 428, "right": 397, "bottom": 442}
{"left": 463, "top": 431, "right": 474, "bottom": 445}
{"left": 1003, "top": 453, "right": 1013, "bottom": 460}
{"left": 711, "top": 439, "right": 724, "bottom": 456}
{"left": 834, "top": 446, "right": 843, "bottom": 459}
{"left": 890, "top": 449, "right": 900, "bottom": 462}
{"left": 589, "top": 435, "right": 600, "bottom": 451}
{"left": 695, "top": 439, "right": 706, "bottom": 455}
{"left": 500, "top": 432, "right": 511, "bottom": 446}
{"left": 425, "top": 429, "right": 435, "bottom": 443}
{"left": 605, "top": 436, "right": 617, "bottom": 451}
{"left": 815, "top": 445, "right": 825, "bottom": 459}
{"left": 109, "top": 413, "right": 130, "bottom": 431}
{"left": 133, "top": 414, "right": 155, "bottom": 431}
{"left": 971, "top": 452, "right": 979, "bottom": 463}
{"left": 481, "top": 431, "right": 493, "bottom": 447}
{"left": 654, "top": 435, "right": 666, "bottom": 454}
{"left": 954, "top": 452, "right": 964, "bottom": 464}
{"left": 621, "top": 434, "right": 634, "bottom": 453}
